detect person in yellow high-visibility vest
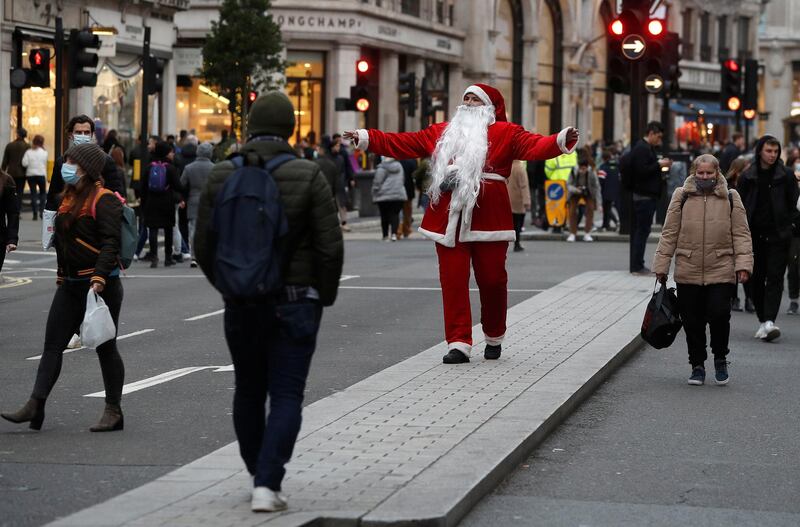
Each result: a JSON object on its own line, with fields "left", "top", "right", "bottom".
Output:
{"left": 543, "top": 151, "right": 577, "bottom": 230}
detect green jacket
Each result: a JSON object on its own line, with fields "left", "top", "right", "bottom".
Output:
{"left": 194, "top": 139, "right": 344, "bottom": 306}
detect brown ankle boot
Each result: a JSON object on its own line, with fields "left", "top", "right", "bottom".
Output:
{"left": 90, "top": 403, "right": 124, "bottom": 432}
{"left": 1, "top": 398, "right": 45, "bottom": 430}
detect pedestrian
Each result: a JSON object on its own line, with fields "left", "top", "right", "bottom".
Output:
{"left": 194, "top": 91, "right": 343, "bottom": 512}
{"left": 21, "top": 134, "right": 48, "bottom": 220}
{"left": 566, "top": 158, "right": 601, "bottom": 242}
{"left": 344, "top": 83, "right": 578, "bottom": 363}
{"left": 719, "top": 132, "right": 745, "bottom": 174}
{"left": 316, "top": 137, "right": 351, "bottom": 231}
{"left": 397, "top": 158, "right": 418, "bottom": 238}
{"left": 213, "top": 129, "right": 232, "bottom": 162}
{"left": 332, "top": 132, "right": 356, "bottom": 230}
{"left": 785, "top": 157, "right": 800, "bottom": 315}
{"left": 371, "top": 156, "right": 407, "bottom": 241}
{"left": 724, "top": 157, "right": 756, "bottom": 313}
{"left": 625, "top": 121, "right": 673, "bottom": 275}
{"left": 737, "top": 135, "right": 800, "bottom": 340}
{"left": 543, "top": 151, "right": 577, "bottom": 233}
{"left": 180, "top": 142, "right": 214, "bottom": 268}
{"left": 1, "top": 143, "right": 126, "bottom": 431}
{"left": 141, "top": 141, "right": 182, "bottom": 268}
{"left": 413, "top": 157, "right": 432, "bottom": 211}
{"left": 527, "top": 159, "right": 547, "bottom": 229}
{"left": 653, "top": 154, "right": 753, "bottom": 386}
{"left": 174, "top": 141, "right": 196, "bottom": 261}
{"left": 102, "top": 129, "right": 126, "bottom": 170}
{"left": 508, "top": 160, "right": 531, "bottom": 252}
{"left": 0, "top": 169, "right": 19, "bottom": 275}
{"left": 2, "top": 128, "right": 29, "bottom": 214}
{"left": 597, "top": 149, "right": 620, "bottom": 231}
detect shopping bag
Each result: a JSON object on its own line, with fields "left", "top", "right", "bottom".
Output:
{"left": 42, "top": 209, "right": 57, "bottom": 250}
{"left": 80, "top": 290, "right": 117, "bottom": 348}
{"left": 641, "top": 280, "right": 682, "bottom": 349}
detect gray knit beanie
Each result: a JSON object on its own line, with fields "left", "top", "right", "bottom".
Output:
{"left": 64, "top": 143, "right": 107, "bottom": 178}
{"left": 197, "top": 142, "right": 213, "bottom": 159}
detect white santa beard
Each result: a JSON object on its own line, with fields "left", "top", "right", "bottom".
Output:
{"left": 429, "top": 104, "right": 495, "bottom": 213}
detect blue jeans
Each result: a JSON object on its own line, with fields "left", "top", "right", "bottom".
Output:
{"left": 224, "top": 296, "right": 322, "bottom": 491}
{"left": 630, "top": 198, "right": 657, "bottom": 272}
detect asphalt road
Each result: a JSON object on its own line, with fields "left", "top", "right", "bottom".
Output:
{"left": 0, "top": 223, "right": 643, "bottom": 527}
{"left": 462, "top": 298, "right": 800, "bottom": 526}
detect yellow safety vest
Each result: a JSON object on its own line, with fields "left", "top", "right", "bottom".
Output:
{"left": 544, "top": 152, "right": 577, "bottom": 181}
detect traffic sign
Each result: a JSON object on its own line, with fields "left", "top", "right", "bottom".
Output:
{"left": 622, "top": 34, "right": 646, "bottom": 60}
{"left": 644, "top": 74, "right": 664, "bottom": 93}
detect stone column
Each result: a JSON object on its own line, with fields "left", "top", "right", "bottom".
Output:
{"left": 379, "top": 50, "right": 399, "bottom": 132}
{"left": 161, "top": 58, "right": 177, "bottom": 136}
{"left": 327, "top": 44, "right": 360, "bottom": 135}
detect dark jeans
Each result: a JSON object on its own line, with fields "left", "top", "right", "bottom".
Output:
{"left": 377, "top": 201, "right": 403, "bottom": 238}
{"left": 512, "top": 213, "right": 525, "bottom": 245}
{"left": 27, "top": 176, "right": 46, "bottom": 216}
{"left": 178, "top": 205, "right": 190, "bottom": 254}
{"left": 148, "top": 227, "right": 173, "bottom": 261}
{"left": 751, "top": 236, "right": 790, "bottom": 322}
{"left": 0, "top": 245, "right": 6, "bottom": 273}
{"left": 602, "top": 199, "right": 618, "bottom": 229}
{"left": 224, "top": 297, "right": 322, "bottom": 491}
{"left": 788, "top": 237, "right": 800, "bottom": 300}
{"left": 630, "top": 198, "right": 657, "bottom": 272}
{"left": 677, "top": 283, "right": 734, "bottom": 367}
{"left": 32, "top": 279, "right": 125, "bottom": 404}
{"left": 13, "top": 177, "right": 25, "bottom": 213}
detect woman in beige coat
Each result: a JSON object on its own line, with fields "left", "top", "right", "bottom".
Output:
{"left": 653, "top": 154, "right": 753, "bottom": 386}
{"left": 508, "top": 160, "right": 532, "bottom": 252}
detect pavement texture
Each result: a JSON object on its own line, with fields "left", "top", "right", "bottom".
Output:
{"left": 45, "top": 271, "right": 653, "bottom": 527}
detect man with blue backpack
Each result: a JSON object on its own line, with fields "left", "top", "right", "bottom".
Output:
{"left": 194, "top": 91, "right": 343, "bottom": 513}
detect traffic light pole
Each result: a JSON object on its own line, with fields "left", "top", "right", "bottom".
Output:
{"left": 620, "top": 61, "right": 643, "bottom": 237}
{"left": 140, "top": 27, "right": 151, "bottom": 151}
{"left": 54, "top": 17, "right": 64, "bottom": 160}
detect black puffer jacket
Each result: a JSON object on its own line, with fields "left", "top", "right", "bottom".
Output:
{"left": 141, "top": 156, "right": 182, "bottom": 229}
{"left": 628, "top": 139, "right": 663, "bottom": 198}
{"left": 195, "top": 138, "right": 343, "bottom": 306}
{"left": 0, "top": 173, "right": 19, "bottom": 245}
{"left": 737, "top": 135, "right": 800, "bottom": 242}
{"left": 55, "top": 185, "right": 122, "bottom": 287}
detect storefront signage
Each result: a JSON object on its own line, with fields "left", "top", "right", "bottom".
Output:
{"left": 175, "top": 48, "right": 203, "bottom": 76}
{"left": 273, "top": 9, "right": 462, "bottom": 57}
{"left": 98, "top": 35, "right": 117, "bottom": 58}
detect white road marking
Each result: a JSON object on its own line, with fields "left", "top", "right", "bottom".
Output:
{"left": 339, "top": 286, "right": 544, "bottom": 293}
{"left": 3, "top": 259, "right": 21, "bottom": 264}
{"left": 84, "top": 365, "right": 232, "bottom": 397}
{"left": 12, "top": 250, "right": 56, "bottom": 256}
{"left": 184, "top": 309, "right": 224, "bottom": 321}
{"left": 25, "top": 329, "right": 155, "bottom": 360}
{"left": 340, "top": 275, "right": 360, "bottom": 282}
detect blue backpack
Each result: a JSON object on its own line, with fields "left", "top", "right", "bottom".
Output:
{"left": 148, "top": 162, "right": 168, "bottom": 192}
{"left": 91, "top": 190, "right": 138, "bottom": 270}
{"left": 211, "top": 153, "right": 295, "bottom": 299}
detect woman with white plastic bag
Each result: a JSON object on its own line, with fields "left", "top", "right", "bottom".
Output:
{"left": 1, "top": 143, "right": 126, "bottom": 432}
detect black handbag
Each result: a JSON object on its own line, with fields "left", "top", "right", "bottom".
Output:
{"left": 641, "top": 280, "right": 683, "bottom": 349}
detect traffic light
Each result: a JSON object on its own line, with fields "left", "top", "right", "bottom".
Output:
{"left": 68, "top": 29, "right": 100, "bottom": 88}
{"left": 350, "top": 85, "right": 370, "bottom": 112}
{"left": 356, "top": 59, "right": 370, "bottom": 84}
{"left": 143, "top": 55, "right": 165, "bottom": 95}
{"left": 720, "top": 58, "right": 742, "bottom": 112}
{"left": 398, "top": 71, "right": 416, "bottom": 117}
{"left": 743, "top": 58, "right": 758, "bottom": 117}
{"left": 661, "top": 32, "right": 681, "bottom": 98}
{"left": 28, "top": 49, "right": 50, "bottom": 88}
{"left": 607, "top": 19, "right": 630, "bottom": 94}
{"left": 248, "top": 90, "right": 258, "bottom": 104}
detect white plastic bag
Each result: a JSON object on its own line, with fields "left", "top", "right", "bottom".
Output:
{"left": 80, "top": 290, "right": 117, "bottom": 348}
{"left": 42, "top": 209, "right": 57, "bottom": 250}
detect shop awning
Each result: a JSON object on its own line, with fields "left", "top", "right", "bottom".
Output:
{"left": 669, "top": 99, "right": 736, "bottom": 124}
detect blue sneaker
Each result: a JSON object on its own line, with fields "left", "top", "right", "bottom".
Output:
{"left": 688, "top": 366, "right": 705, "bottom": 386}
{"left": 714, "top": 359, "right": 729, "bottom": 385}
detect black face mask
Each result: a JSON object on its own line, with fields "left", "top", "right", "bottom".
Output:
{"left": 695, "top": 178, "right": 716, "bottom": 192}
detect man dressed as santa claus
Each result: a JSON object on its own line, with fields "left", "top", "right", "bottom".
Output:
{"left": 344, "top": 84, "right": 578, "bottom": 364}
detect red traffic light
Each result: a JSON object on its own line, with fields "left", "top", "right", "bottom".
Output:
{"left": 727, "top": 96, "right": 741, "bottom": 111}
{"left": 31, "top": 50, "right": 43, "bottom": 66}
{"left": 743, "top": 109, "right": 756, "bottom": 120}
{"left": 724, "top": 59, "right": 740, "bottom": 72}
{"left": 356, "top": 98, "right": 370, "bottom": 112}
{"left": 248, "top": 91, "right": 258, "bottom": 103}
{"left": 356, "top": 60, "right": 370, "bottom": 74}
{"left": 647, "top": 19, "right": 664, "bottom": 37}
{"left": 609, "top": 19, "right": 624, "bottom": 36}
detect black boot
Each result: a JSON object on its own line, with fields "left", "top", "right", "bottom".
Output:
{"left": 484, "top": 344, "right": 502, "bottom": 360}
{"left": 513, "top": 243, "right": 524, "bottom": 252}
{"left": 1, "top": 398, "right": 45, "bottom": 430}
{"left": 90, "top": 403, "right": 124, "bottom": 432}
{"left": 442, "top": 349, "right": 469, "bottom": 364}
{"left": 150, "top": 257, "right": 159, "bottom": 269}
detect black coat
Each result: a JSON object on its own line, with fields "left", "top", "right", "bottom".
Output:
{"left": 141, "top": 160, "right": 182, "bottom": 228}
{"left": 719, "top": 143, "right": 742, "bottom": 174}
{"left": 628, "top": 139, "right": 662, "bottom": 198}
{"left": 0, "top": 174, "right": 19, "bottom": 245}
{"left": 738, "top": 161, "right": 799, "bottom": 242}
{"left": 46, "top": 154, "right": 126, "bottom": 210}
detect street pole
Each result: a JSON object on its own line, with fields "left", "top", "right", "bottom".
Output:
{"left": 54, "top": 17, "right": 64, "bottom": 160}
{"left": 140, "top": 27, "right": 151, "bottom": 150}
{"left": 623, "top": 60, "right": 642, "bottom": 240}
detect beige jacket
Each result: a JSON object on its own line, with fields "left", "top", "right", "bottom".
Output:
{"left": 653, "top": 176, "right": 753, "bottom": 285}
{"left": 508, "top": 160, "right": 531, "bottom": 214}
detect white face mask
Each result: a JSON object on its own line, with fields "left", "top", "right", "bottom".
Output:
{"left": 72, "top": 134, "right": 92, "bottom": 145}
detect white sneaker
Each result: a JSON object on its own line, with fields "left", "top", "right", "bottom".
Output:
{"left": 181, "top": 252, "right": 191, "bottom": 260}
{"left": 754, "top": 323, "right": 767, "bottom": 339}
{"left": 566, "top": 233, "right": 576, "bottom": 242}
{"left": 582, "top": 234, "right": 594, "bottom": 242}
{"left": 391, "top": 234, "right": 397, "bottom": 241}
{"left": 763, "top": 320, "right": 781, "bottom": 342}
{"left": 252, "top": 487, "right": 287, "bottom": 512}
{"left": 67, "top": 334, "right": 82, "bottom": 349}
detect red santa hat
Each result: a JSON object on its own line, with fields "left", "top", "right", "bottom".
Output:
{"left": 463, "top": 83, "right": 507, "bottom": 122}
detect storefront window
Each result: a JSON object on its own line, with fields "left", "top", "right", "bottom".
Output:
{"left": 176, "top": 78, "right": 232, "bottom": 143}
{"left": 284, "top": 51, "right": 325, "bottom": 145}
{"left": 93, "top": 61, "right": 148, "bottom": 156}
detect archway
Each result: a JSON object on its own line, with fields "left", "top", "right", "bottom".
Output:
{"left": 536, "top": 0, "right": 564, "bottom": 132}
{"left": 495, "top": 0, "right": 523, "bottom": 122}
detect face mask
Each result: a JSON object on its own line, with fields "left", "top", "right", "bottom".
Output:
{"left": 695, "top": 178, "right": 716, "bottom": 192}
{"left": 72, "top": 134, "right": 92, "bottom": 145}
{"left": 61, "top": 163, "right": 80, "bottom": 186}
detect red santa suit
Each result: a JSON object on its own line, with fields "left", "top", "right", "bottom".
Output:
{"left": 355, "top": 84, "right": 577, "bottom": 358}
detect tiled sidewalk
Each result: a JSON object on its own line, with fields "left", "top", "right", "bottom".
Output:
{"left": 47, "top": 271, "right": 652, "bottom": 527}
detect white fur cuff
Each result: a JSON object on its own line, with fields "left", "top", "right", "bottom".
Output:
{"left": 449, "top": 341, "right": 472, "bottom": 357}
{"left": 557, "top": 127, "right": 578, "bottom": 154}
{"left": 355, "top": 129, "right": 369, "bottom": 151}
